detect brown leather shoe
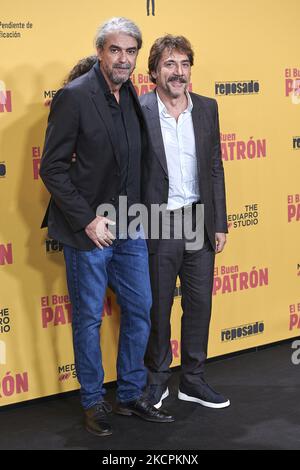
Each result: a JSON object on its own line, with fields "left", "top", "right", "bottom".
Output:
{"left": 115, "top": 396, "right": 175, "bottom": 423}
{"left": 84, "top": 401, "right": 113, "bottom": 436}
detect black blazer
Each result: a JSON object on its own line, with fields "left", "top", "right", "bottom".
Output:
{"left": 40, "top": 63, "right": 143, "bottom": 250}
{"left": 140, "top": 91, "right": 228, "bottom": 252}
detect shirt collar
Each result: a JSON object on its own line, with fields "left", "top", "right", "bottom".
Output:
{"left": 156, "top": 89, "right": 193, "bottom": 117}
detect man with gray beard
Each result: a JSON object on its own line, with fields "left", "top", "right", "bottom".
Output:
{"left": 40, "top": 18, "right": 174, "bottom": 437}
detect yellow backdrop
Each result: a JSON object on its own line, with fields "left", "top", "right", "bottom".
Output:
{"left": 1, "top": 0, "right": 299, "bottom": 405}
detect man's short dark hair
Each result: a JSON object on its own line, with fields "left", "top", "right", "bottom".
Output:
{"left": 148, "top": 35, "right": 194, "bottom": 84}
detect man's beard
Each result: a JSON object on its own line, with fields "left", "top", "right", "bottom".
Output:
{"left": 107, "top": 63, "right": 132, "bottom": 85}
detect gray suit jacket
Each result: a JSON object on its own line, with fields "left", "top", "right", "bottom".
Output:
{"left": 140, "top": 90, "right": 228, "bottom": 252}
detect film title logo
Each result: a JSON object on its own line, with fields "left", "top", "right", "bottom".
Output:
{"left": 0, "top": 243, "right": 13, "bottom": 266}
{"left": 41, "top": 295, "right": 72, "bottom": 328}
{"left": 227, "top": 204, "right": 259, "bottom": 230}
{"left": 289, "top": 303, "right": 300, "bottom": 331}
{"left": 285, "top": 68, "right": 300, "bottom": 104}
{"left": 0, "top": 162, "right": 6, "bottom": 178}
{"left": 131, "top": 73, "right": 193, "bottom": 96}
{"left": 287, "top": 194, "right": 300, "bottom": 223}
{"left": 0, "top": 81, "right": 12, "bottom": 113}
{"left": 221, "top": 133, "right": 266, "bottom": 162}
{"left": 131, "top": 74, "right": 155, "bottom": 96}
{"left": 58, "top": 363, "right": 77, "bottom": 382}
{"left": 213, "top": 265, "right": 269, "bottom": 296}
{"left": 221, "top": 321, "right": 264, "bottom": 342}
{"left": 0, "top": 308, "right": 10, "bottom": 334}
{"left": 45, "top": 238, "right": 63, "bottom": 254}
{"left": 293, "top": 136, "right": 300, "bottom": 150}
{"left": 41, "top": 293, "right": 113, "bottom": 327}
{"left": 215, "top": 80, "right": 259, "bottom": 96}
{"left": 0, "top": 341, "right": 6, "bottom": 365}
{"left": 0, "top": 371, "right": 29, "bottom": 398}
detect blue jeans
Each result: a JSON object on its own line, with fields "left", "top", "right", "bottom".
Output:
{"left": 63, "top": 232, "right": 152, "bottom": 409}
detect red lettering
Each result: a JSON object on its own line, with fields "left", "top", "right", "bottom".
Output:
{"left": 288, "top": 204, "right": 300, "bottom": 222}
{"left": 171, "top": 340, "right": 179, "bottom": 358}
{"left": 41, "top": 296, "right": 49, "bottom": 307}
{"left": 0, "top": 244, "right": 13, "bottom": 265}
{"left": 65, "top": 303, "right": 72, "bottom": 323}
{"left": 290, "top": 304, "right": 295, "bottom": 314}
{"left": 285, "top": 78, "right": 293, "bottom": 96}
{"left": 54, "top": 305, "right": 66, "bottom": 326}
{"left": 0, "top": 91, "right": 12, "bottom": 112}
{"left": 290, "top": 314, "right": 300, "bottom": 330}
{"left": 32, "top": 158, "right": 40, "bottom": 180}
{"left": 103, "top": 296, "right": 112, "bottom": 317}
{"left": 32, "top": 147, "right": 41, "bottom": 157}
{"left": 42, "top": 307, "right": 53, "bottom": 328}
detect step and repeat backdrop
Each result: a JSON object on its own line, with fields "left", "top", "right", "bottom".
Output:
{"left": 0, "top": 0, "right": 299, "bottom": 405}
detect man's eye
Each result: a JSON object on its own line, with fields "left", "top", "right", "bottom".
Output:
{"left": 110, "top": 48, "right": 119, "bottom": 53}
{"left": 128, "top": 49, "right": 137, "bottom": 55}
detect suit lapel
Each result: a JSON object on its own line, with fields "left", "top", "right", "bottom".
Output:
{"left": 142, "top": 92, "right": 168, "bottom": 176}
{"left": 191, "top": 95, "right": 205, "bottom": 178}
{"left": 88, "top": 65, "right": 121, "bottom": 167}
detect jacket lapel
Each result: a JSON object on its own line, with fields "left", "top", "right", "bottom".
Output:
{"left": 88, "top": 65, "right": 121, "bottom": 167}
{"left": 191, "top": 95, "right": 205, "bottom": 179}
{"left": 142, "top": 91, "right": 168, "bottom": 176}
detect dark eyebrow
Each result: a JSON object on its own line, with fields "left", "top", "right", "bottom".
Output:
{"left": 164, "top": 59, "right": 190, "bottom": 64}
{"left": 109, "top": 44, "right": 137, "bottom": 51}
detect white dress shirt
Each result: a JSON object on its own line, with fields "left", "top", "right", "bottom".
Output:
{"left": 157, "top": 90, "right": 200, "bottom": 210}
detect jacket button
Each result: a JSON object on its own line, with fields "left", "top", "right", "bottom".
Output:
{"left": 111, "top": 197, "right": 116, "bottom": 202}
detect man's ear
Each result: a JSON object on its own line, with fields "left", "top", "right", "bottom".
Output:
{"left": 96, "top": 47, "right": 103, "bottom": 60}
{"left": 150, "top": 71, "right": 157, "bottom": 82}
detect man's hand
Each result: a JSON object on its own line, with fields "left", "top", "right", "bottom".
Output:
{"left": 85, "top": 216, "right": 116, "bottom": 249}
{"left": 215, "top": 232, "right": 226, "bottom": 254}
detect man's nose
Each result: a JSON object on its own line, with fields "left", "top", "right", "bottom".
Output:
{"left": 175, "top": 63, "right": 183, "bottom": 75}
{"left": 118, "top": 50, "right": 127, "bottom": 62}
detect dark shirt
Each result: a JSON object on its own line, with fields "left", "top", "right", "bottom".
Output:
{"left": 94, "top": 62, "right": 142, "bottom": 216}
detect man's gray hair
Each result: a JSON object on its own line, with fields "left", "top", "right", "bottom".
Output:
{"left": 95, "top": 17, "right": 142, "bottom": 50}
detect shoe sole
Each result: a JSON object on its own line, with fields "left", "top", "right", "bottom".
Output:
{"left": 178, "top": 390, "right": 230, "bottom": 409}
{"left": 115, "top": 408, "right": 174, "bottom": 423}
{"left": 85, "top": 425, "right": 113, "bottom": 437}
{"left": 154, "top": 387, "right": 170, "bottom": 409}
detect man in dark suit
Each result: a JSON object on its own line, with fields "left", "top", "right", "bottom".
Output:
{"left": 140, "top": 35, "right": 230, "bottom": 410}
{"left": 40, "top": 18, "right": 174, "bottom": 437}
